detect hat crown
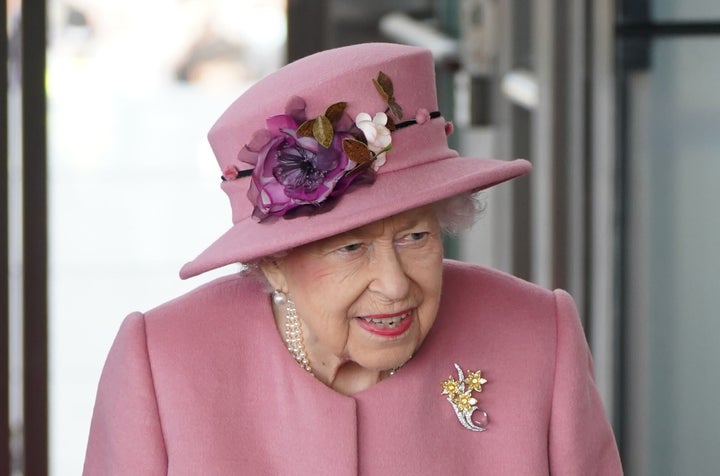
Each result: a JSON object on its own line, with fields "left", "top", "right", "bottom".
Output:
{"left": 209, "top": 43, "right": 443, "bottom": 179}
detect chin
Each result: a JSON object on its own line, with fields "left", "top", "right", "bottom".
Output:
{"left": 358, "top": 342, "right": 418, "bottom": 372}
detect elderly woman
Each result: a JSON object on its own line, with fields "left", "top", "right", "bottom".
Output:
{"left": 84, "top": 43, "right": 622, "bottom": 474}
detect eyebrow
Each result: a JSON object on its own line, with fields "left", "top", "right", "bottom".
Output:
{"left": 345, "top": 212, "right": 430, "bottom": 239}
{"left": 314, "top": 212, "right": 435, "bottom": 254}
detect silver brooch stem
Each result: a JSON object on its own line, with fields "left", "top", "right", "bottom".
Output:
{"left": 440, "top": 363, "right": 489, "bottom": 432}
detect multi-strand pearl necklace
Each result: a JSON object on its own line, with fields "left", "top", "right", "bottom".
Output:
{"left": 272, "top": 291, "right": 409, "bottom": 378}
{"left": 273, "top": 291, "right": 313, "bottom": 374}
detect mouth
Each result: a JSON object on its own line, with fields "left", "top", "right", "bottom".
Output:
{"left": 355, "top": 309, "right": 414, "bottom": 337}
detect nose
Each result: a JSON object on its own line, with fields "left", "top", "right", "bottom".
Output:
{"left": 367, "top": 246, "right": 411, "bottom": 301}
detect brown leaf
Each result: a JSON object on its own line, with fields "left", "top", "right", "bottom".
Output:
{"left": 313, "top": 115, "right": 334, "bottom": 148}
{"left": 296, "top": 119, "right": 315, "bottom": 137}
{"left": 385, "top": 116, "right": 397, "bottom": 131}
{"left": 373, "top": 79, "right": 388, "bottom": 103}
{"left": 373, "top": 72, "right": 403, "bottom": 120}
{"left": 374, "top": 71, "right": 394, "bottom": 98}
{"left": 324, "top": 102, "right": 347, "bottom": 124}
{"left": 389, "top": 101, "right": 403, "bottom": 120}
{"left": 342, "top": 138, "right": 374, "bottom": 165}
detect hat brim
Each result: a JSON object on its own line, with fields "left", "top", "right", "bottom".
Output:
{"left": 179, "top": 155, "right": 531, "bottom": 279}
{"left": 180, "top": 157, "right": 532, "bottom": 279}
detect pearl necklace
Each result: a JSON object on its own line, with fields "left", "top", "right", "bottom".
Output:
{"left": 272, "top": 291, "right": 409, "bottom": 378}
{"left": 273, "top": 291, "right": 313, "bottom": 374}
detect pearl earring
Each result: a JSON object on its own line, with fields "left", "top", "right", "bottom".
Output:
{"left": 272, "top": 290, "right": 287, "bottom": 306}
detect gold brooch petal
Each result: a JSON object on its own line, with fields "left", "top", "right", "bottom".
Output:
{"left": 440, "top": 363, "right": 489, "bottom": 432}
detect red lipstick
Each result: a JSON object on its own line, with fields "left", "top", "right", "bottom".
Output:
{"left": 356, "top": 309, "right": 414, "bottom": 337}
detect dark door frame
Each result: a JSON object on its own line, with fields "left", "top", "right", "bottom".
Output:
{"left": 4, "top": 1, "right": 49, "bottom": 474}
{"left": 2, "top": 0, "right": 10, "bottom": 470}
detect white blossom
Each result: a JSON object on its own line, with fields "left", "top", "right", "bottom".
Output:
{"left": 355, "top": 112, "right": 392, "bottom": 169}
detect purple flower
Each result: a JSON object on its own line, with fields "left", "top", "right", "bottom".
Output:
{"left": 241, "top": 113, "right": 356, "bottom": 220}
{"left": 234, "top": 87, "right": 401, "bottom": 220}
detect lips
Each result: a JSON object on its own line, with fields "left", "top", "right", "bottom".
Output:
{"left": 356, "top": 309, "right": 414, "bottom": 337}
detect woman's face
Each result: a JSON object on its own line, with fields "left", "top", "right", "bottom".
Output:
{"left": 262, "top": 206, "right": 444, "bottom": 381}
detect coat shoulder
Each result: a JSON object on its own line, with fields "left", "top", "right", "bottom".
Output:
{"left": 434, "top": 260, "right": 566, "bottom": 369}
{"left": 442, "top": 259, "right": 554, "bottom": 308}
{"left": 135, "top": 273, "right": 270, "bottom": 357}
{"left": 143, "top": 273, "right": 265, "bottom": 323}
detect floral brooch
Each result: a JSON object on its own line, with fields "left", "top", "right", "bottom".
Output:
{"left": 223, "top": 72, "right": 439, "bottom": 221}
{"left": 441, "top": 363, "right": 489, "bottom": 432}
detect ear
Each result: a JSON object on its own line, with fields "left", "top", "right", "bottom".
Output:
{"left": 259, "top": 259, "right": 288, "bottom": 292}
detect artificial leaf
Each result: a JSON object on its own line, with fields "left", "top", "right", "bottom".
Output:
{"left": 373, "top": 78, "right": 389, "bottom": 102}
{"left": 296, "top": 119, "right": 316, "bottom": 137}
{"left": 374, "top": 71, "right": 394, "bottom": 98}
{"left": 389, "top": 101, "right": 404, "bottom": 120}
{"left": 351, "top": 131, "right": 368, "bottom": 145}
{"left": 343, "top": 138, "right": 374, "bottom": 165}
{"left": 313, "top": 115, "right": 334, "bottom": 148}
{"left": 324, "top": 102, "right": 347, "bottom": 124}
{"left": 373, "top": 71, "right": 403, "bottom": 120}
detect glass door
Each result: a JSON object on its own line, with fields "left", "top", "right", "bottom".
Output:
{"left": 618, "top": 2, "right": 720, "bottom": 474}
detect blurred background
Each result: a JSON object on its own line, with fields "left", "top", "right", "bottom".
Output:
{"left": 3, "top": 0, "right": 720, "bottom": 474}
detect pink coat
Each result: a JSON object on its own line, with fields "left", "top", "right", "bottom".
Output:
{"left": 84, "top": 260, "right": 622, "bottom": 475}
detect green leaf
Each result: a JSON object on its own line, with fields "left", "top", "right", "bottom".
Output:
{"left": 313, "top": 115, "right": 334, "bottom": 148}
{"left": 296, "top": 119, "right": 315, "bottom": 137}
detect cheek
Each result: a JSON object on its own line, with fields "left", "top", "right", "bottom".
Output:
{"left": 421, "top": 265, "right": 443, "bottom": 310}
{"left": 412, "top": 243, "right": 444, "bottom": 321}
{"left": 282, "top": 255, "right": 367, "bottom": 319}
{"left": 418, "top": 278, "right": 442, "bottom": 340}
{"left": 286, "top": 258, "right": 355, "bottom": 295}
{"left": 410, "top": 239, "right": 444, "bottom": 284}
{"left": 284, "top": 259, "right": 327, "bottom": 287}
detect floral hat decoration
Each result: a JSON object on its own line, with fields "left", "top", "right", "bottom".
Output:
{"left": 180, "top": 43, "right": 531, "bottom": 279}
{"left": 225, "top": 71, "right": 418, "bottom": 221}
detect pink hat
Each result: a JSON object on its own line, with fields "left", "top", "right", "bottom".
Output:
{"left": 180, "top": 43, "right": 531, "bottom": 279}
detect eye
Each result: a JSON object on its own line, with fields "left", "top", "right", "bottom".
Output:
{"left": 397, "top": 231, "right": 430, "bottom": 247}
{"left": 339, "top": 242, "right": 363, "bottom": 253}
{"left": 409, "top": 232, "right": 429, "bottom": 241}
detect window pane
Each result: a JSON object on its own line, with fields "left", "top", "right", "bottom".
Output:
{"left": 652, "top": 0, "right": 720, "bottom": 21}
{"left": 47, "top": 2, "right": 286, "bottom": 474}
{"left": 624, "top": 37, "right": 720, "bottom": 476}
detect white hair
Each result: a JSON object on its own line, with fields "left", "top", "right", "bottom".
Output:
{"left": 434, "top": 191, "right": 486, "bottom": 235}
